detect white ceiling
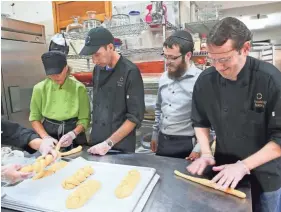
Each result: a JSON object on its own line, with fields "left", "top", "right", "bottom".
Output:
{"left": 195, "top": 1, "right": 281, "bottom": 30}
{"left": 195, "top": 1, "right": 276, "bottom": 10}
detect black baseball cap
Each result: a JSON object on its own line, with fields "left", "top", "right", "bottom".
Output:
{"left": 41, "top": 51, "right": 67, "bottom": 75}
{"left": 79, "top": 27, "right": 114, "bottom": 56}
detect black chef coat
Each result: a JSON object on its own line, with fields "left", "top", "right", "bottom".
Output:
{"left": 191, "top": 56, "right": 281, "bottom": 192}
{"left": 1, "top": 120, "right": 40, "bottom": 153}
{"left": 91, "top": 55, "right": 145, "bottom": 152}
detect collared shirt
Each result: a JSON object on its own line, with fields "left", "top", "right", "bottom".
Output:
{"left": 152, "top": 63, "right": 202, "bottom": 141}
{"left": 29, "top": 76, "right": 90, "bottom": 130}
{"left": 192, "top": 56, "right": 281, "bottom": 192}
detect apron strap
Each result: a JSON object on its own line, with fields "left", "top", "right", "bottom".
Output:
{"left": 44, "top": 118, "right": 65, "bottom": 140}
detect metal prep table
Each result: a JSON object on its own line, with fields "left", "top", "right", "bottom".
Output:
{"left": 1, "top": 149, "right": 252, "bottom": 212}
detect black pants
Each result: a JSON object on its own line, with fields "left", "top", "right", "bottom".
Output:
{"left": 156, "top": 131, "right": 194, "bottom": 159}
{"left": 43, "top": 117, "right": 87, "bottom": 151}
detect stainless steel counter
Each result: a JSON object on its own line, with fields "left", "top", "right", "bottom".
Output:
{"left": 2, "top": 149, "right": 252, "bottom": 212}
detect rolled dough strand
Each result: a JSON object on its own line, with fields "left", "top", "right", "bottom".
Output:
{"left": 33, "top": 161, "right": 68, "bottom": 181}
{"left": 174, "top": 170, "right": 246, "bottom": 199}
{"left": 20, "top": 155, "right": 45, "bottom": 173}
{"left": 55, "top": 142, "right": 61, "bottom": 152}
{"left": 60, "top": 145, "right": 83, "bottom": 157}
{"left": 66, "top": 180, "right": 101, "bottom": 209}
{"left": 44, "top": 154, "right": 54, "bottom": 166}
{"left": 32, "top": 159, "right": 48, "bottom": 180}
{"left": 32, "top": 155, "right": 53, "bottom": 180}
{"left": 36, "top": 156, "right": 45, "bottom": 162}
{"left": 115, "top": 170, "right": 141, "bottom": 199}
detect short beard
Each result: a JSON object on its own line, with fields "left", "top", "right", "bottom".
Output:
{"left": 168, "top": 58, "right": 187, "bottom": 80}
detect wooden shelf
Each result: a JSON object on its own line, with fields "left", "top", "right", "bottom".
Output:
{"left": 52, "top": 1, "right": 112, "bottom": 33}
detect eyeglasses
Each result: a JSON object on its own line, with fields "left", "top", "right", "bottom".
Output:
{"left": 207, "top": 56, "right": 233, "bottom": 64}
{"left": 161, "top": 53, "right": 183, "bottom": 62}
{"left": 207, "top": 48, "right": 237, "bottom": 65}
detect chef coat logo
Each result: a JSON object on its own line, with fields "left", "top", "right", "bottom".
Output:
{"left": 117, "top": 77, "right": 124, "bottom": 87}
{"left": 254, "top": 93, "right": 267, "bottom": 108}
{"left": 85, "top": 36, "right": 91, "bottom": 45}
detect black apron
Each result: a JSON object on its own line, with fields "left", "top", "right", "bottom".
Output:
{"left": 43, "top": 117, "right": 87, "bottom": 151}
{"left": 156, "top": 132, "right": 194, "bottom": 159}
{"left": 91, "top": 65, "right": 136, "bottom": 153}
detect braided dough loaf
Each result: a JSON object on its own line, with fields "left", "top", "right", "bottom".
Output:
{"left": 66, "top": 180, "right": 101, "bottom": 209}
{"left": 115, "top": 170, "right": 141, "bottom": 199}
{"left": 62, "top": 165, "right": 94, "bottom": 189}
{"left": 20, "top": 155, "right": 68, "bottom": 180}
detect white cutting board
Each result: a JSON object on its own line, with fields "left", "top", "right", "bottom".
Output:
{"left": 3, "top": 157, "right": 156, "bottom": 212}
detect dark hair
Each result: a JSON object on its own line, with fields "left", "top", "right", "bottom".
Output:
{"left": 102, "top": 44, "right": 115, "bottom": 51}
{"left": 163, "top": 30, "right": 194, "bottom": 55}
{"left": 207, "top": 17, "right": 252, "bottom": 51}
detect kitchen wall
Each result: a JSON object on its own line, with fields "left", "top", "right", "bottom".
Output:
{"left": 1, "top": 1, "right": 180, "bottom": 43}
{"left": 252, "top": 27, "right": 281, "bottom": 42}
{"left": 1, "top": 1, "right": 54, "bottom": 43}
{"left": 221, "top": 2, "right": 281, "bottom": 42}
{"left": 2, "top": 1, "right": 281, "bottom": 44}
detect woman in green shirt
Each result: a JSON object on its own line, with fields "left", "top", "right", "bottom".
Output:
{"left": 29, "top": 51, "right": 90, "bottom": 150}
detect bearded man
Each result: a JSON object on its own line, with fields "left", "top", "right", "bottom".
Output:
{"left": 150, "top": 30, "right": 204, "bottom": 159}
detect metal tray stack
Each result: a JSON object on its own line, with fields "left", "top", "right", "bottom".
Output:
{"left": 1, "top": 158, "right": 72, "bottom": 212}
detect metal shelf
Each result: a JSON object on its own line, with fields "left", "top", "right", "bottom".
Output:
{"left": 185, "top": 20, "right": 218, "bottom": 34}
{"left": 65, "top": 22, "right": 179, "bottom": 40}
{"left": 68, "top": 49, "right": 206, "bottom": 60}
{"left": 109, "top": 22, "right": 149, "bottom": 37}
{"left": 67, "top": 47, "right": 163, "bottom": 59}
{"left": 64, "top": 32, "right": 87, "bottom": 40}
{"left": 166, "top": 21, "right": 179, "bottom": 31}
{"left": 250, "top": 42, "right": 274, "bottom": 65}
{"left": 67, "top": 55, "right": 91, "bottom": 59}
{"left": 193, "top": 51, "right": 208, "bottom": 56}
{"left": 121, "top": 47, "right": 162, "bottom": 57}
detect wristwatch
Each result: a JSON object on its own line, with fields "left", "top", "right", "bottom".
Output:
{"left": 106, "top": 139, "right": 114, "bottom": 148}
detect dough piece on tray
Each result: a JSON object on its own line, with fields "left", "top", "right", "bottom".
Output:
{"left": 62, "top": 165, "right": 94, "bottom": 189}
{"left": 48, "top": 161, "right": 68, "bottom": 172}
{"left": 66, "top": 180, "right": 101, "bottom": 209}
{"left": 115, "top": 169, "right": 141, "bottom": 199}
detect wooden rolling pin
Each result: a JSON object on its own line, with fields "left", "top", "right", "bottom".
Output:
{"left": 174, "top": 170, "right": 246, "bottom": 199}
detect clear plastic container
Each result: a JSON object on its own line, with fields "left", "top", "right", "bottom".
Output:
{"left": 129, "top": 11, "right": 140, "bottom": 24}
{"left": 66, "top": 16, "right": 83, "bottom": 34}
{"left": 83, "top": 11, "right": 101, "bottom": 31}
{"left": 193, "top": 33, "right": 201, "bottom": 52}
{"left": 124, "top": 35, "right": 142, "bottom": 50}
{"left": 154, "top": 33, "right": 163, "bottom": 47}
{"left": 140, "top": 29, "right": 154, "bottom": 48}
{"left": 201, "top": 34, "right": 207, "bottom": 51}
{"left": 111, "top": 14, "right": 130, "bottom": 26}
{"left": 87, "top": 11, "right": 96, "bottom": 19}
